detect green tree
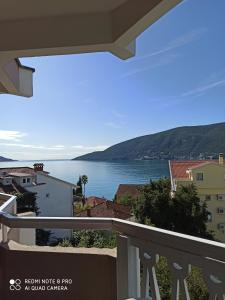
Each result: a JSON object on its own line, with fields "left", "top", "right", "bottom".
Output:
{"left": 134, "top": 178, "right": 173, "bottom": 230}
{"left": 133, "top": 178, "right": 212, "bottom": 299}
{"left": 81, "top": 175, "right": 88, "bottom": 198}
{"left": 172, "top": 184, "right": 213, "bottom": 239}
{"left": 75, "top": 175, "right": 83, "bottom": 196}
{"left": 15, "top": 192, "right": 52, "bottom": 246}
{"left": 134, "top": 178, "right": 213, "bottom": 239}
{"left": 36, "top": 229, "right": 52, "bottom": 246}
{"left": 16, "top": 192, "right": 39, "bottom": 215}
{"left": 116, "top": 195, "right": 134, "bottom": 206}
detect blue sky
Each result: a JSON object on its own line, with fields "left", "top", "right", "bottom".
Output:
{"left": 0, "top": 0, "right": 225, "bottom": 160}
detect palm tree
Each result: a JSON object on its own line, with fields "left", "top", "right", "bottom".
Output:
{"left": 81, "top": 175, "right": 88, "bottom": 199}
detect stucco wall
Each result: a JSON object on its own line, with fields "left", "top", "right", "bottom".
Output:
{"left": 176, "top": 164, "right": 225, "bottom": 242}
{"left": 0, "top": 243, "right": 117, "bottom": 300}
{"left": 27, "top": 173, "right": 74, "bottom": 240}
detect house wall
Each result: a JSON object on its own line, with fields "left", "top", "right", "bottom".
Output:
{"left": 176, "top": 164, "right": 225, "bottom": 242}
{"left": 191, "top": 164, "right": 225, "bottom": 191}
{"left": 27, "top": 173, "right": 74, "bottom": 240}
{"left": 13, "top": 176, "right": 34, "bottom": 188}
{"left": 8, "top": 212, "right": 36, "bottom": 246}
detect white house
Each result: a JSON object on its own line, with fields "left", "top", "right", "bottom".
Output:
{"left": 0, "top": 163, "right": 76, "bottom": 241}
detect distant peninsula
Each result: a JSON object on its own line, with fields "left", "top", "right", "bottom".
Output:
{"left": 0, "top": 156, "right": 16, "bottom": 162}
{"left": 73, "top": 122, "right": 225, "bottom": 161}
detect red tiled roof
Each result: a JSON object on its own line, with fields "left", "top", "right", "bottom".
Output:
{"left": 169, "top": 160, "right": 220, "bottom": 179}
{"left": 116, "top": 184, "right": 142, "bottom": 200}
{"left": 0, "top": 166, "right": 48, "bottom": 175}
{"left": 76, "top": 200, "right": 132, "bottom": 220}
{"left": 86, "top": 196, "right": 106, "bottom": 207}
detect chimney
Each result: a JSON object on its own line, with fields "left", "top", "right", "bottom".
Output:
{"left": 33, "top": 163, "right": 44, "bottom": 172}
{"left": 219, "top": 153, "right": 224, "bottom": 165}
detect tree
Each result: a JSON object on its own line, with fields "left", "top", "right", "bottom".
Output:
{"left": 81, "top": 175, "right": 88, "bottom": 198}
{"left": 15, "top": 192, "right": 52, "bottom": 245}
{"left": 75, "top": 175, "right": 83, "bottom": 197}
{"left": 134, "top": 178, "right": 213, "bottom": 239}
{"left": 16, "top": 192, "right": 39, "bottom": 215}
{"left": 134, "top": 178, "right": 173, "bottom": 230}
{"left": 133, "top": 178, "right": 212, "bottom": 298}
{"left": 172, "top": 184, "right": 213, "bottom": 239}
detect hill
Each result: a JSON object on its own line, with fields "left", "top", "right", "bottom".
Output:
{"left": 0, "top": 156, "right": 15, "bottom": 162}
{"left": 73, "top": 122, "right": 225, "bottom": 161}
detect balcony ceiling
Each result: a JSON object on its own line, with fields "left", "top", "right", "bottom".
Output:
{"left": 0, "top": 0, "right": 182, "bottom": 98}
{"left": 0, "top": 0, "right": 128, "bottom": 20}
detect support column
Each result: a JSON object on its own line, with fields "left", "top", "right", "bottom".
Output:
{"left": 117, "top": 235, "right": 140, "bottom": 300}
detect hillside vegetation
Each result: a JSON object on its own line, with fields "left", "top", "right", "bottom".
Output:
{"left": 73, "top": 122, "right": 225, "bottom": 161}
{"left": 0, "top": 156, "right": 15, "bottom": 162}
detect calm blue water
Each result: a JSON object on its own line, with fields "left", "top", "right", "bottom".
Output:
{"left": 0, "top": 160, "right": 169, "bottom": 200}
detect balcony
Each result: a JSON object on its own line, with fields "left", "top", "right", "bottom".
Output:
{"left": 0, "top": 192, "right": 225, "bottom": 300}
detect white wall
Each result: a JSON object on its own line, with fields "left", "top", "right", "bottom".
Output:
{"left": 27, "top": 173, "right": 73, "bottom": 240}
{"left": 13, "top": 175, "right": 34, "bottom": 187}
{"left": 8, "top": 212, "right": 36, "bottom": 245}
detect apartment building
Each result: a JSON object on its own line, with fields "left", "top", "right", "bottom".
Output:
{"left": 169, "top": 153, "right": 225, "bottom": 242}
{"left": 0, "top": 163, "right": 76, "bottom": 240}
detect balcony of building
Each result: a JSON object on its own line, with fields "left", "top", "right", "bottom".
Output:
{"left": 0, "top": 192, "right": 225, "bottom": 300}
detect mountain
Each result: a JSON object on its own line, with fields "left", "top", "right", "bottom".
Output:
{"left": 73, "top": 122, "right": 225, "bottom": 161}
{"left": 0, "top": 156, "right": 15, "bottom": 162}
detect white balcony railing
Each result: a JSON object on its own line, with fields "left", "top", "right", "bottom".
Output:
{"left": 0, "top": 192, "right": 225, "bottom": 299}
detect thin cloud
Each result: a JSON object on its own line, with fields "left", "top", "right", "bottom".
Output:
{"left": 156, "top": 77, "right": 225, "bottom": 108}
{"left": 112, "top": 110, "right": 126, "bottom": 119}
{"left": 105, "top": 122, "right": 123, "bottom": 129}
{"left": 130, "top": 28, "right": 207, "bottom": 63}
{"left": 0, "top": 143, "right": 66, "bottom": 150}
{"left": 0, "top": 130, "right": 27, "bottom": 141}
{"left": 121, "top": 54, "right": 177, "bottom": 78}
{"left": 181, "top": 79, "right": 225, "bottom": 97}
{"left": 71, "top": 145, "right": 108, "bottom": 151}
{"left": 53, "top": 145, "right": 65, "bottom": 148}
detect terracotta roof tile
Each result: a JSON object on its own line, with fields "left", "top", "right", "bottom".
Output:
{"left": 86, "top": 196, "right": 106, "bottom": 207}
{"left": 76, "top": 200, "right": 132, "bottom": 220}
{"left": 169, "top": 160, "right": 222, "bottom": 179}
{"left": 116, "top": 184, "right": 142, "bottom": 200}
{"left": 0, "top": 167, "right": 48, "bottom": 176}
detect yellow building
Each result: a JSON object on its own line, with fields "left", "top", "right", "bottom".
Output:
{"left": 169, "top": 154, "right": 225, "bottom": 242}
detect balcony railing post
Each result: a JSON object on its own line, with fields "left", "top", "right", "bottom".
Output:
{"left": 117, "top": 235, "right": 140, "bottom": 300}
{"left": 13, "top": 201, "right": 17, "bottom": 215}
{"left": 2, "top": 224, "right": 8, "bottom": 243}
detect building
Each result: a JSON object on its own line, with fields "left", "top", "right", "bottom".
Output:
{"left": 115, "top": 184, "right": 143, "bottom": 203}
{"left": 169, "top": 153, "right": 225, "bottom": 242}
{"left": 0, "top": 163, "right": 76, "bottom": 240}
{"left": 76, "top": 199, "right": 133, "bottom": 220}
{"left": 1, "top": 1, "right": 225, "bottom": 299}
{"left": 85, "top": 196, "right": 107, "bottom": 207}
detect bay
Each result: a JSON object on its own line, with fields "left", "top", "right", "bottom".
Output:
{"left": 0, "top": 160, "right": 169, "bottom": 200}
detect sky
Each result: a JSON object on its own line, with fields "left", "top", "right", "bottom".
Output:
{"left": 0, "top": 0, "right": 225, "bottom": 160}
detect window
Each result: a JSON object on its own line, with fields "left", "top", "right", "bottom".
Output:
{"left": 218, "top": 223, "right": 225, "bottom": 231}
{"left": 27, "top": 178, "right": 31, "bottom": 183}
{"left": 205, "top": 195, "right": 211, "bottom": 201}
{"left": 22, "top": 178, "right": 26, "bottom": 183}
{"left": 196, "top": 172, "right": 203, "bottom": 181}
{"left": 207, "top": 212, "right": 212, "bottom": 222}
{"left": 217, "top": 194, "right": 225, "bottom": 201}
{"left": 217, "top": 207, "right": 225, "bottom": 214}
{"left": 46, "top": 193, "right": 50, "bottom": 198}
